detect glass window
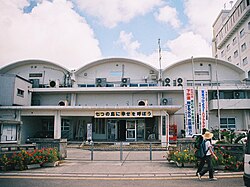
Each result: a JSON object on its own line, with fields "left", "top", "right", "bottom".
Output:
{"left": 61, "top": 119, "right": 70, "bottom": 131}
{"left": 243, "top": 57, "right": 248, "bottom": 66}
{"left": 220, "top": 117, "right": 236, "bottom": 129}
{"left": 233, "top": 37, "right": 237, "bottom": 45}
{"left": 228, "top": 118, "right": 235, "bottom": 124}
{"left": 241, "top": 43, "right": 247, "bottom": 51}
{"left": 94, "top": 118, "right": 105, "bottom": 134}
{"left": 17, "top": 88, "right": 24, "bottom": 97}
{"left": 221, "top": 50, "right": 224, "bottom": 57}
{"left": 220, "top": 118, "right": 227, "bottom": 124}
{"left": 227, "top": 44, "right": 230, "bottom": 51}
{"left": 240, "top": 28, "right": 245, "bottom": 38}
{"left": 228, "top": 56, "right": 232, "bottom": 62}
{"left": 234, "top": 50, "right": 238, "bottom": 58}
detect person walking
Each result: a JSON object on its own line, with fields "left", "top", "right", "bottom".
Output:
{"left": 196, "top": 131, "right": 218, "bottom": 181}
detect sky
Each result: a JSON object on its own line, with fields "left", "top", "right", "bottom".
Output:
{"left": 0, "top": 0, "right": 236, "bottom": 70}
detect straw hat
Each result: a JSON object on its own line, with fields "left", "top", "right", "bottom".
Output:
{"left": 203, "top": 131, "right": 213, "bottom": 139}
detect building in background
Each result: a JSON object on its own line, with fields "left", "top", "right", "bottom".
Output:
{"left": 0, "top": 57, "right": 249, "bottom": 145}
{"left": 212, "top": 0, "right": 250, "bottom": 75}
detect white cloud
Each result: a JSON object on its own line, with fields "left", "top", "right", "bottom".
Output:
{"left": 154, "top": 5, "right": 181, "bottom": 29}
{"left": 166, "top": 31, "right": 211, "bottom": 58}
{"left": 118, "top": 31, "right": 140, "bottom": 55}
{"left": 117, "top": 30, "right": 211, "bottom": 68}
{"left": 184, "top": 0, "right": 236, "bottom": 41}
{"left": 75, "top": 0, "right": 163, "bottom": 28}
{"left": 0, "top": 0, "right": 102, "bottom": 69}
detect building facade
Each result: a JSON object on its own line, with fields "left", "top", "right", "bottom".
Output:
{"left": 212, "top": 0, "right": 250, "bottom": 73}
{"left": 0, "top": 57, "right": 250, "bottom": 145}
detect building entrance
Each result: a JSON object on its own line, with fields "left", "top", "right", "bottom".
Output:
{"left": 107, "top": 119, "right": 145, "bottom": 141}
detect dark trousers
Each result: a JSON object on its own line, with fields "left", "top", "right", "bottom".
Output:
{"left": 196, "top": 155, "right": 214, "bottom": 178}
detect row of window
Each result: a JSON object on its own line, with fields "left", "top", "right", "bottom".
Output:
{"left": 217, "top": 0, "right": 249, "bottom": 41}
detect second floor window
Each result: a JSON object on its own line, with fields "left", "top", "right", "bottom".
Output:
{"left": 17, "top": 88, "right": 24, "bottom": 97}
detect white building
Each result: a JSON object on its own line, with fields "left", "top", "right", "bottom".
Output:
{"left": 0, "top": 57, "right": 249, "bottom": 145}
{"left": 212, "top": 0, "right": 250, "bottom": 73}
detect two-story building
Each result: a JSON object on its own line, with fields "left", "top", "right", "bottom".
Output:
{"left": 0, "top": 57, "right": 249, "bottom": 145}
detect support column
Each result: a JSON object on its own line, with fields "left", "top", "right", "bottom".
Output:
{"left": 54, "top": 110, "right": 61, "bottom": 139}
{"left": 71, "top": 93, "right": 76, "bottom": 106}
{"left": 15, "top": 110, "right": 21, "bottom": 144}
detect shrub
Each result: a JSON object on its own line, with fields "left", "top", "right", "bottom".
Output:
{"left": 169, "top": 149, "right": 196, "bottom": 164}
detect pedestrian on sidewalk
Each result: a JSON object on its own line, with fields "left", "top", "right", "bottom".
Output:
{"left": 196, "top": 131, "right": 218, "bottom": 181}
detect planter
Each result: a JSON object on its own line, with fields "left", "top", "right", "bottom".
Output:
{"left": 27, "top": 164, "right": 41, "bottom": 169}
{"left": 183, "top": 163, "right": 196, "bottom": 168}
{"left": 42, "top": 161, "right": 59, "bottom": 167}
{"left": 176, "top": 162, "right": 184, "bottom": 167}
{"left": 214, "top": 165, "right": 225, "bottom": 170}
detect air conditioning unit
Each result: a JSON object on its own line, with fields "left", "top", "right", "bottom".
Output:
{"left": 49, "top": 80, "right": 60, "bottom": 88}
{"left": 49, "top": 80, "right": 56, "bottom": 87}
{"left": 95, "top": 78, "right": 107, "bottom": 87}
{"left": 138, "top": 100, "right": 148, "bottom": 106}
{"left": 150, "top": 74, "right": 157, "bottom": 80}
{"left": 58, "top": 100, "right": 68, "bottom": 106}
{"left": 233, "top": 91, "right": 245, "bottom": 99}
{"left": 160, "top": 98, "right": 172, "bottom": 105}
{"left": 120, "top": 78, "right": 130, "bottom": 87}
{"left": 177, "top": 77, "right": 183, "bottom": 86}
{"left": 164, "top": 78, "right": 171, "bottom": 86}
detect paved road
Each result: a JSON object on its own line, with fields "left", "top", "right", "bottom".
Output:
{"left": 0, "top": 147, "right": 244, "bottom": 187}
{"left": 0, "top": 175, "right": 244, "bottom": 187}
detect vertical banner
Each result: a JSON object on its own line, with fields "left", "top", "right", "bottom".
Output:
{"left": 184, "top": 88, "right": 195, "bottom": 137}
{"left": 198, "top": 88, "right": 209, "bottom": 132}
{"left": 87, "top": 123, "right": 92, "bottom": 142}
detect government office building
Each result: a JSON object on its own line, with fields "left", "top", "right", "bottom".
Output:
{"left": 0, "top": 57, "right": 250, "bottom": 145}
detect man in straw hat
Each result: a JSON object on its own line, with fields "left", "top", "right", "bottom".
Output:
{"left": 196, "top": 131, "right": 218, "bottom": 181}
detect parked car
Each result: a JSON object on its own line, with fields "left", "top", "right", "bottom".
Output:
{"left": 26, "top": 131, "right": 53, "bottom": 144}
{"left": 243, "top": 130, "right": 250, "bottom": 186}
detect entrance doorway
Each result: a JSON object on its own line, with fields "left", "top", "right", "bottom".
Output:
{"left": 118, "top": 120, "right": 126, "bottom": 141}
{"left": 107, "top": 119, "right": 145, "bottom": 141}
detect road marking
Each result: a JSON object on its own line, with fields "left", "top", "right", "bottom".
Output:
{"left": 0, "top": 175, "right": 242, "bottom": 180}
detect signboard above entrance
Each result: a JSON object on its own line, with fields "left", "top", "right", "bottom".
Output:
{"left": 95, "top": 110, "right": 153, "bottom": 118}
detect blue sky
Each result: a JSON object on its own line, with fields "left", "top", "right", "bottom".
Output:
{"left": 0, "top": 0, "right": 236, "bottom": 70}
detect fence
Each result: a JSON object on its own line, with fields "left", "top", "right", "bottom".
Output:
{"left": 68, "top": 141, "right": 168, "bottom": 161}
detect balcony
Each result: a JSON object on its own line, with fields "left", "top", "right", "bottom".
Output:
{"left": 209, "top": 99, "right": 250, "bottom": 110}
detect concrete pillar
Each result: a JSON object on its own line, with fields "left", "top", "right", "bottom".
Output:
{"left": 71, "top": 93, "right": 76, "bottom": 106}
{"left": 54, "top": 110, "right": 61, "bottom": 139}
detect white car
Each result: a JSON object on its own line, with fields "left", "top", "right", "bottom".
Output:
{"left": 243, "top": 130, "right": 250, "bottom": 186}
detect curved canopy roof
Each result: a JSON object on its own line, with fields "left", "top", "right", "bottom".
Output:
{"left": 0, "top": 59, "right": 70, "bottom": 74}
{"left": 75, "top": 57, "right": 159, "bottom": 75}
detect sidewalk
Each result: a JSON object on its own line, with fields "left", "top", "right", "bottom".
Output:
{"left": 0, "top": 148, "right": 243, "bottom": 178}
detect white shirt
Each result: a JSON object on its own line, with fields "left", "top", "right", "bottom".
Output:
{"left": 205, "top": 140, "right": 212, "bottom": 156}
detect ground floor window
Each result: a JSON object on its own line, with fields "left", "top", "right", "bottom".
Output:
{"left": 61, "top": 119, "right": 70, "bottom": 131}
{"left": 42, "top": 119, "right": 54, "bottom": 131}
{"left": 94, "top": 118, "right": 105, "bottom": 134}
{"left": 220, "top": 117, "right": 236, "bottom": 129}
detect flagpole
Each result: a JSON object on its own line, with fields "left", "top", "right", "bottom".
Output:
{"left": 158, "top": 39, "right": 162, "bottom": 86}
